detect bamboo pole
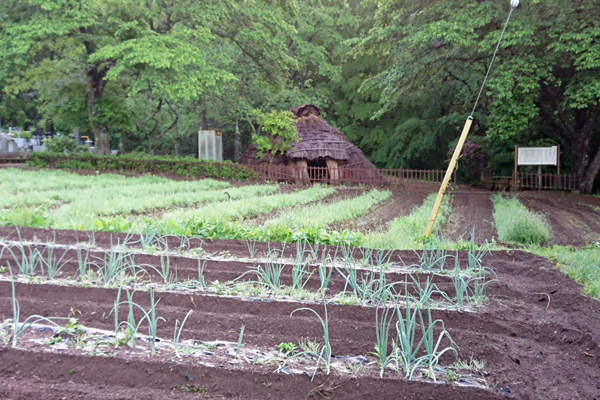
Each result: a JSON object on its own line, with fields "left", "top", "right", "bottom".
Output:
{"left": 424, "top": 117, "right": 473, "bottom": 238}
{"left": 423, "top": 1, "right": 518, "bottom": 238}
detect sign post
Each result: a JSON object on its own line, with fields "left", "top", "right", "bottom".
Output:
{"left": 514, "top": 146, "right": 560, "bottom": 190}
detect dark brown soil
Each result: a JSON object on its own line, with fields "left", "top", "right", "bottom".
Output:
{"left": 519, "top": 192, "right": 600, "bottom": 246}
{"left": 0, "top": 347, "right": 501, "bottom": 400}
{"left": 1, "top": 229, "right": 600, "bottom": 399}
{"left": 0, "top": 245, "right": 464, "bottom": 300}
{"left": 444, "top": 192, "right": 497, "bottom": 244}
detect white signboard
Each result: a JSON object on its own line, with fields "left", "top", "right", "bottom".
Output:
{"left": 517, "top": 146, "right": 558, "bottom": 166}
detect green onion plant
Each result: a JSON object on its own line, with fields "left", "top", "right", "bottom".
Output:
{"left": 280, "top": 302, "right": 332, "bottom": 381}
{"left": 9, "top": 270, "right": 66, "bottom": 348}
{"left": 236, "top": 324, "right": 246, "bottom": 358}
{"left": 173, "top": 310, "right": 194, "bottom": 357}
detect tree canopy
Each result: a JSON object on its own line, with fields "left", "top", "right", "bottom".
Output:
{"left": 1, "top": 0, "right": 599, "bottom": 192}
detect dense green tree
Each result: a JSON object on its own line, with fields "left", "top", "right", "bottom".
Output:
{"left": 357, "top": 0, "right": 600, "bottom": 193}
{"left": 0, "top": 0, "right": 295, "bottom": 154}
{"left": 1, "top": 0, "right": 599, "bottom": 193}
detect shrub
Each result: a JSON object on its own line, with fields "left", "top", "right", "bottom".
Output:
{"left": 252, "top": 109, "right": 300, "bottom": 162}
{"left": 26, "top": 152, "right": 259, "bottom": 181}
{"left": 492, "top": 195, "right": 551, "bottom": 245}
{"left": 44, "top": 136, "right": 77, "bottom": 153}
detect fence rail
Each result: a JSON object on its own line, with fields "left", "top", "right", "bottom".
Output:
{"left": 248, "top": 164, "right": 453, "bottom": 186}
{"left": 516, "top": 172, "right": 577, "bottom": 191}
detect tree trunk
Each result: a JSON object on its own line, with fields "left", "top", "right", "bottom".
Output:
{"left": 201, "top": 110, "right": 208, "bottom": 130}
{"left": 543, "top": 86, "right": 600, "bottom": 194}
{"left": 573, "top": 107, "right": 600, "bottom": 193}
{"left": 85, "top": 66, "right": 110, "bottom": 155}
{"left": 234, "top": 118, "right": 241, "bottom": 162}
{"left": 577, "top": 146, "right": 600, "bottom": 193}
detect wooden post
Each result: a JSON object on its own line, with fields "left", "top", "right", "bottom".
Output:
{"left": 296, "top": 160, "right": 309, "bottom": 184}
{"left": 424, "top": 117, "right": 473, "bottom": 238}
{"left": 326, "top": 159, "right": 339, "bottom": 184}
{"left": 514, "top": 145, "right": 519, "bottom": 191}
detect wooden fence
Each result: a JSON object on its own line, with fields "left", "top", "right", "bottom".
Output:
{"left": 248, "top": 164, "right": 453, "bottom": 186}
{"left": 516, "top": 172, "right": 577, "bottom": 191}
{"left": 17, "top": 153, "right": 580, "bottom": 190}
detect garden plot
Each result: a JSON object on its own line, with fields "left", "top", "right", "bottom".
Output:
{"left": 329, "top": 190, "right": 430, "bottom": 235}
{"left": 519, "top": 193, "right": 600, "bottom": 246}
{"left": 3, "top": 169, "right": 600, "bottom": 248}
{"left": 1, "top": 228, "right": 599, "bottom": 399}
{"left": 364, "top": 193, "right": 452, "bottom": 249}
{"left": 442, "top": 192, "right": 496, "bottom": 244}
{"left": 0, "top": 168, "right": 229, "bottom": 208}
{"left": 0, "top": 169, "right": 283, "bottom": 230}
{"left": 255, "top": 189, "right": 391, "bottom": 237}
{"left": 491, "top": 195, "right": 552, "bottom": 245}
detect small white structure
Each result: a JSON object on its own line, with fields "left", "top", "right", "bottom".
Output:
{"left": 198, "top": 130, "right": 223, "bottom": 162}
{"left": 517, "top": 146, "right": 558, "bottom": 166}
{"left": 5, "top": 133, "right": 16, "bottom": 153}
{"left": 515, "top": 145, "right": 561, "bottom": 190}
{"left": 85, "top": 140, "right": 94, "bottom": 153}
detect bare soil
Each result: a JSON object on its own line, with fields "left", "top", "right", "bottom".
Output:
{"left": 1, "top": 228, "right": 599, "bottom": 399}
{"left": 443, "top": 192, "right": 497, "bottom": 244}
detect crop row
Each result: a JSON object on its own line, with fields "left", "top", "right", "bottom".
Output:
{"left": 0, "top": 237, "right": 494, "bottom": 385}
{"left": 0, "top": 231, "right": 494, "bottom": 312}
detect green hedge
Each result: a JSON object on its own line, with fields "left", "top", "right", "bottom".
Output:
{"left": 26, "top": 152, "right": 259, "bottom": 181}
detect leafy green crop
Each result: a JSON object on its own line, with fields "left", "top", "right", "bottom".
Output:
{"left": 491, "top": 195, "right": 551, "bottom": 245}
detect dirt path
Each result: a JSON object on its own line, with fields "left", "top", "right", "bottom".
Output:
{"left": 520, "top": 192, "right": 600, "bottom": 246}
{"left": 1, "top": 229, "right": 600, "bottom": 399}
{"left": 444, "top": 192, "right": 496, "bottom": 244}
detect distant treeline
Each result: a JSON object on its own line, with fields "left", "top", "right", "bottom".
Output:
{"left": 1, "top": 0, "right": 598, "bottom": 192}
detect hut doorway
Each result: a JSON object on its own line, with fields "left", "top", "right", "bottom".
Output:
{"left": 307, "top": 158, "right": 329, "bottom": 182}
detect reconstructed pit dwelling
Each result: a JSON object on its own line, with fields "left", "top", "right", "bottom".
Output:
{"left": 240, "top": 104, "right": 381, "bottom": 183}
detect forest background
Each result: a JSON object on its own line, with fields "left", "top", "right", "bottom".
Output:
{"left": 1, "top": 0, "right": 599, "bottom": 192}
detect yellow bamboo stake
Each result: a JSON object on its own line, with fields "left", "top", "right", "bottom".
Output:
{"left": 423, "top": 0, "right": 518, "bottom": 239}
{"left": 424, "top": 117, "right": 473, "bottom": 238}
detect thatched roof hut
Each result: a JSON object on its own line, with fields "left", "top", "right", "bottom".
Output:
{"left": 240, "top": 104, "right": 381, "bottom": 183}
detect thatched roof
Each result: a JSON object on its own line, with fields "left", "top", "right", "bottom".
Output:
{"left": 240, "top": 104, "right": 378, "bottom": 170}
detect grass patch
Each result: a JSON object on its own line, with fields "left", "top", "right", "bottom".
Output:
{"left": 491, "top": 195, "right": 551, "bottom": 245}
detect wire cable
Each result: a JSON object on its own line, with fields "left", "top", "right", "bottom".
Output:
{"left": 470, "top": 6, "right": 517, "bottom": 117}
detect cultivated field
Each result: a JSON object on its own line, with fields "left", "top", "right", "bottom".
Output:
{"left": 2, "top": 169, "right": 599, "bottom": 247}
{"left": 1, "top": 168, "right": 600, "bottom": 399}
